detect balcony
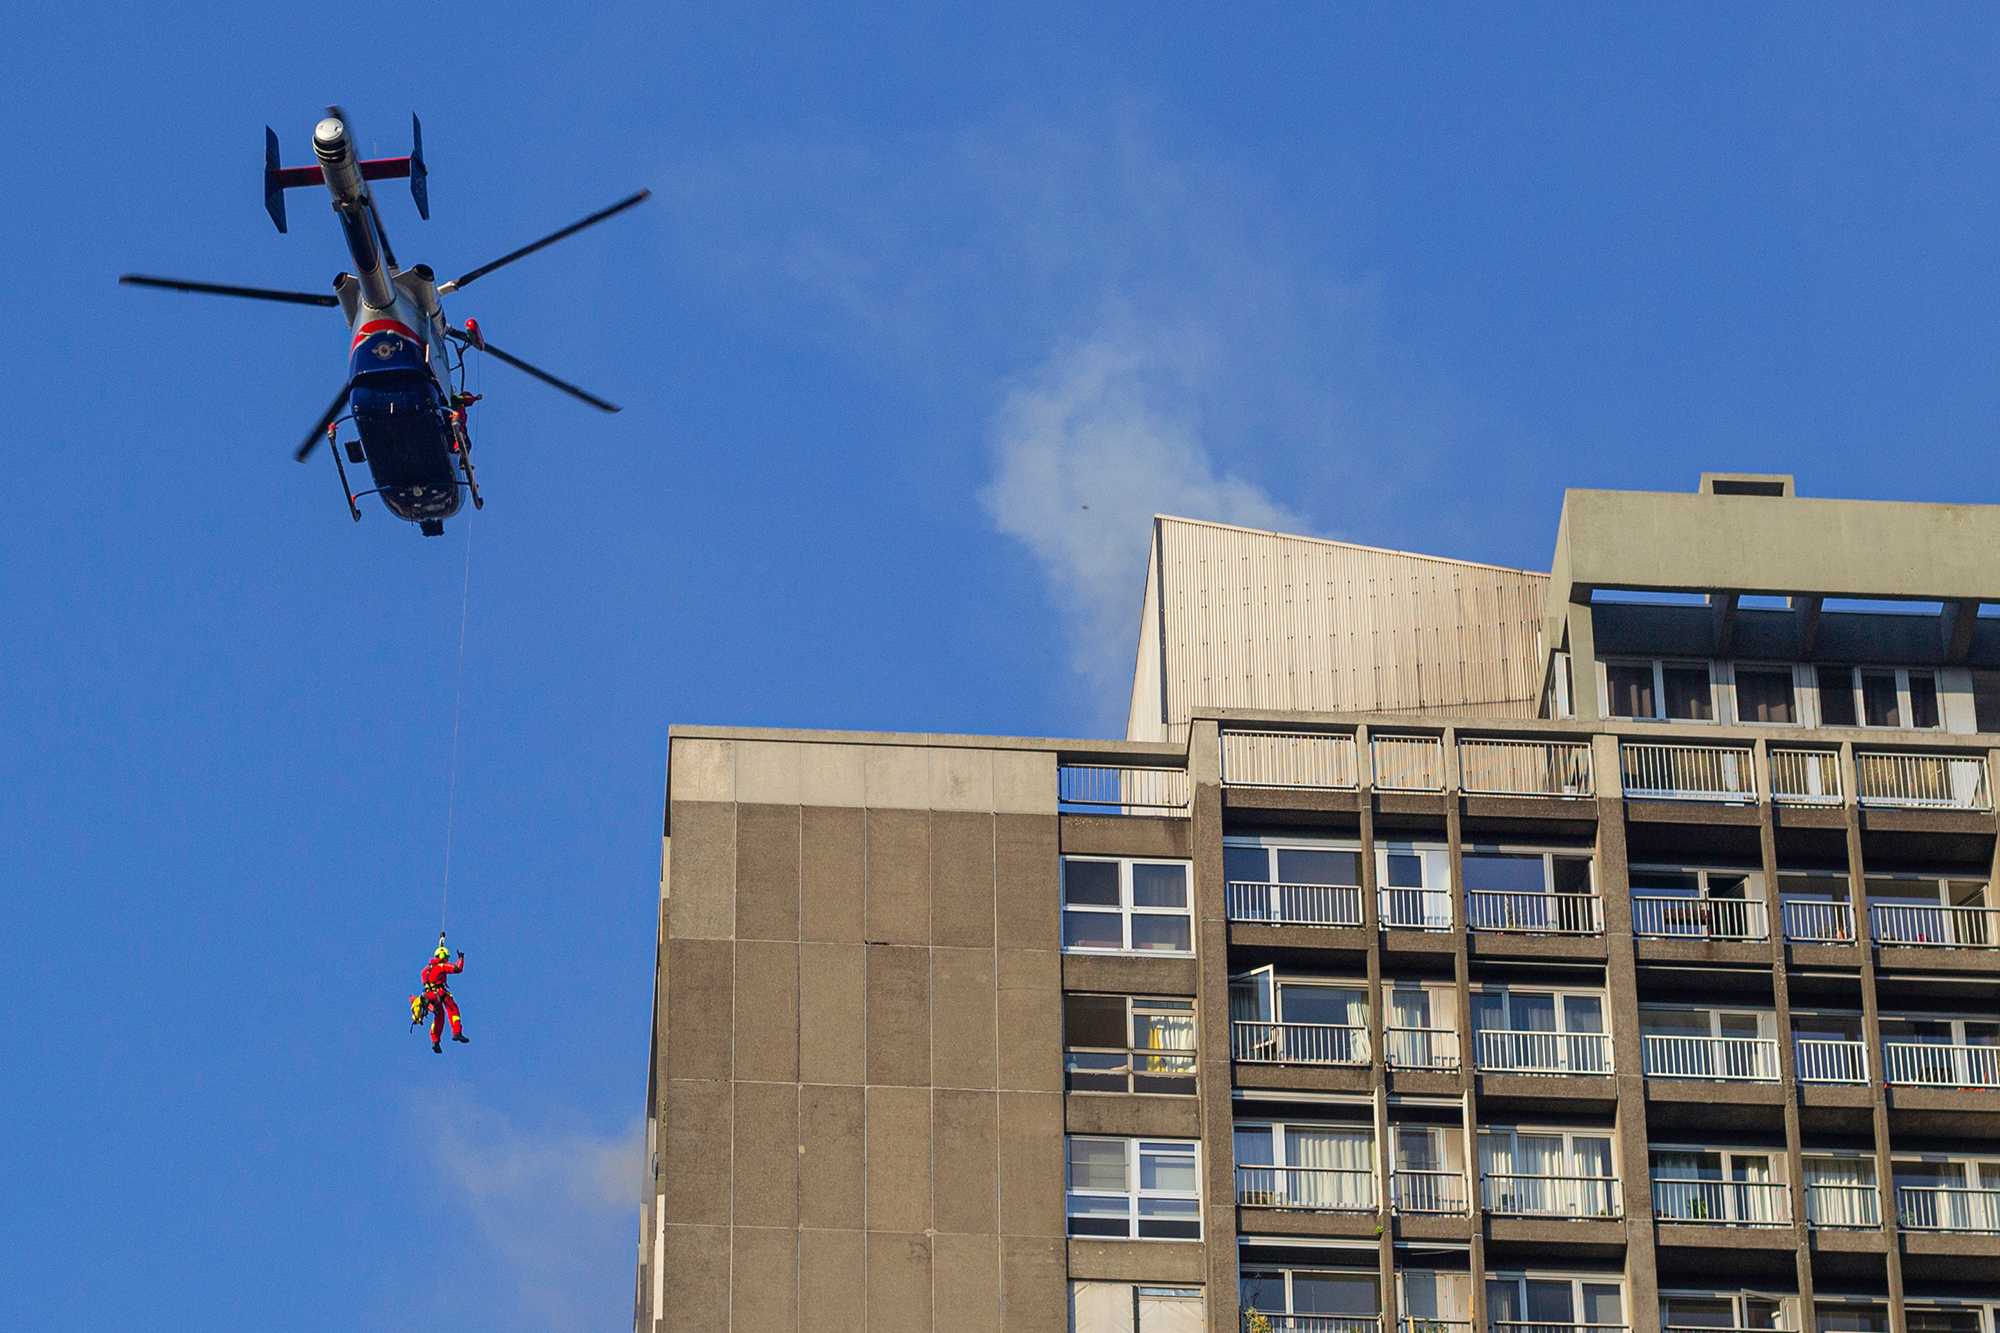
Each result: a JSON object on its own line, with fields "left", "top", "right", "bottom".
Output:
{"left": 1781, "top": 901, "right": 1857, "bottom": 944}
{"left": 1232, "top": 1020, "right": 1370, "bottom": 1067}
{"left": 1221, "top": 729, "right": 1357, "bottom": 790}
{"left": 1236, "top": 1165, "right": 1377, "bottom": 1212}
{"left": 1897, "top": 1186, "right": 2000, "bottom": 1233}
{"left": 1228, "top": 880, "right": 1363, "bottom": 928}
{"left": 1400, "top": 1322, "right": 1473, "bottom": 1333}
{"left": 1494, "top": 1324, "right": 1627, "bottom": 1333}
{"left": 1481, "top": 1173, "right": 1622, "bottom": 1218}
{"left": 1458, "top": 737, "right": 1595, "bottom": 797}
{"left": 1642, "top": 1034, "right": 1780, "bottom": 1082}
{"left": 1373, "top": 734, "right": 1445, "bottom": 792}
{"left": 1245, "top": 1317, "right": 1379, "bottom": 1333}
{"left": 1386, "top": 1026, "right": 1461, "bottom": 1071}
{"left": 1883, "top": 1042, "right": 2000, "bottom": 1089}
{"left": 1621, "top": 742, "right": 1756, "bottom": 803}
{"left": 1056, "top": 763, "right": 1189, "bottom": 814}
{"left": 1393, "top": 1169, "right": 1470, "bottom": 1214}
{"left": 1475, "top": 1030, "right": 1614, "bottom": 1076}
{"left": 1631, "top": 897, "right": 1769, "bottom": 942}
{"left": 1855, "top": 751, "right": 1991, "bottom": 811}
{"left": 1651, "top": 1179, "right": 1792, "bottom": 1226}
{"left": 1870, "top": 903, "right": 1999, "bottom": 949}
{"left": 1380, "top": 888, "right": 1454, "bottom": 932}
{"left": 1467, "top": 891, "right": 1604, "bottom": 936}
{"left": 1770, "top": 748, "right": 1843, "bottom": 804}
{"left": 1794, "top": 1039, "right": 1869, "bottom": 1084}
{"left": 1806, "top": 1183, "right": 1880, "bottom": 1229}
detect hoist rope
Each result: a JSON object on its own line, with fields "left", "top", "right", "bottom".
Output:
{"left": 439, "top": 511, "right": 473, "bottom": 930}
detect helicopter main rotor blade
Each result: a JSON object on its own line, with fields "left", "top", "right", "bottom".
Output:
{"left": 435, "top": 189, "right": 651, "bottom": 295}
{"left": 446, "top": 326, "right": 620, "bottom": 413}
{"left": 120, "top": 274, "right": 339, "bottom": 307}
{"left": 295, "top": 385, "right": 354, "bottom": 462}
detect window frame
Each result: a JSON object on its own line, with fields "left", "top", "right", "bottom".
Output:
{"left": 1730, "top": 662, "right": 1804, "bottom": 727}
{"left": 1239, "top": 1265, "right": 1384, "bottom": 1323}
{"left": 1602, "top": 657, "right": 1720, "bottom": 724}
{"left": 1061, "top": 856, "right": 1195, "bottom": 957}
{"left": 1062, "top": 993, "right": 1198, "bottom": 1096}
{"left": 1813, "top": 665, "right": 1944, "bottom": 731}
{"left": 1657, "top": 1288, "right": 1798, "bottom": 1331}
{"left": 1470, "top": 986, "right": 1610, "bottom": 1035}
{"left": 1483, "top": 1271, "right": 1627, "bottom": 1330}
{"left": 1063, "top": 1135, "right": 1203, "bottom": 1242}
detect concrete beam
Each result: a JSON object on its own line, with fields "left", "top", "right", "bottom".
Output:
{"left": 1792, "top": 595, "right": 1823, "bottom": 658}
{"left": 1942, "top": 599, "right": 1981, "bottom": 663}
{"left": 1710, "top": 591, "right": 1740, "bottom": 656}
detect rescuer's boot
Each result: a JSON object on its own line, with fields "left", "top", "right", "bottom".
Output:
{"left": 453, "top": 1033, "right": 469, "bottom": 1044}
{"left": 433, "top": 1041, "right": 443, "bottom": 1053}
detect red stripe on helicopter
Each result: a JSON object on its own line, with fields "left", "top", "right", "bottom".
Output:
{"left": 351, "top": 318, "right": 423, "bottom": 350}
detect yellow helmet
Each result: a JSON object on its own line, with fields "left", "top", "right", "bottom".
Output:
{"left": 433, "top": 932, "right": 450, "bottom": 961}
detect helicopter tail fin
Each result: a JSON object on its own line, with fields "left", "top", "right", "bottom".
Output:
{"left": 264, "top": 127, "right": 288, "bottom": 233}
{"left": 409, "top": 115, "right": 428, "bottom": 220}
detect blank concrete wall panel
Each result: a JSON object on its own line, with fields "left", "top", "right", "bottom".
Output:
{"left": 661, "top": 1224, "right": 729, "bottom": 1333}
{"left": 865, "top": 1083, "right": 933, "bottom": 1233}
{"left": 729, "top": 1225, "right": 798, "bottom": 1330}
{"left": 995, "top": 814, "right": 1060, "bottom": 951}
{"left": 992, "top": 749, "right": 1060, "bottom": 816}
{"left": 866, "top": 808, "right": 931, "bottom": 944}
{"left": 999, "top": 1235, "right": 1069, "bottom": 1333}
{"left": 665, "top": 801, "right": 735, "bottom": 939}
{"left": 997, "top": 1089, "right": 1065, "bottom": 1237}
{"left": 732, "top": 939, "right": 799, "bottom": 1084}
{"left": 865, "top": 944, "right": 931, "bottom": 1087}
{"left": 800, "top": 1228, "right": 866, "bottom": 1333}
{"left": 932, "top": 946, "right": 998, "bottom": 1091}
{"left": 733, "top": 739, "right": 802, "bottom": 804}
{"left": 863, "top": 745, "right": 931, "bottom": 809}
{"left": 734, "top": 803, "right": 800, "bottom": 941}
{"left": 799, "top": 941, "right": 866, "bottom": 1086}
{"left": 935, "top": 1231, "right": 1003, "bottom": 1333}
{"left": 802, "top": 805, "right": 866, "bottom": 942}
{"left": 997, "top": 949, "right": 1063, "bottom": 1093}
{"left": 933, "top": 1087, "right": 1000, "bottom": 1234}
{"left": 930, "top": 746, "right": 996, "bottom": 811}
{"left": 668, "top": 737, "right": 733, "bottom": 802}
{"left": 664, "top": 939, "right": 732, "bottom": 1081}
{"left": 865, "top": 1232, "right": 934, "bottom": 1332}
{"left": 931, "top": 810, "right": 997, "bottom": 947}
{"left": 732, "top": 1080, "right": 799, "bottom": 1228}
{"left": 798, "top": 1083, "right": 866, "bottom": 1229}
{"left": 661, "top": 1077, "right": 731, "bottom": 1226}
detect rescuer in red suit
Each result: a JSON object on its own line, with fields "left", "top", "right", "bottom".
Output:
{"left": 421, "top": 935, "right": 469, "bottom": 1052}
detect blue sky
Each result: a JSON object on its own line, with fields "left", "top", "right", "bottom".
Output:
{"left": 8, "top": 5, "right": 2000, "bottom": 1330}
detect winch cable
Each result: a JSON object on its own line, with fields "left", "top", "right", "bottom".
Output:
{"left": 439, "top": 511, "right": 473, "bottom": 932}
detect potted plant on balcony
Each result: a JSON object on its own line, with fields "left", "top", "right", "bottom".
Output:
{"left": 1246, "top": 1308, "right": 1274, "bottom": 1333}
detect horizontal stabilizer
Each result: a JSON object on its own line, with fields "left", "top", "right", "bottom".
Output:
{"left": 268, "top": 157, "right": 416, "bottom": 193}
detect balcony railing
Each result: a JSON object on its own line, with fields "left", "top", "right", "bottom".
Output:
{"left": 1651, "top": 1178, "right": 1792, "bottom": 1225}
{"left": 1856, "top": 751, "right": 1991, "bottom": 810}
{"left": 1393, "top": 1169, "right": 1469, "bottom": 1214}
{"left": 1781, "top": 900, "right": 1856, "bottom": 944}
{"left": 1386, "top": 1026, "right": 1461, "bottom": 1071}
{"left": 1245, "top": 1317, "right": 1380, "bottom": 1333}
{"left": 1475, "top": 1029, "right": 1613, "bottom": 1076}
{"left": 1621, "top": 742, "right": 1757, "bottom": 803}
{"left": 1400, "top": 1321, "right": 1472, "bottom": 1333}
{"left": 1221, "top": 729, "right": 1358, "bottom": 790}
{"left": 1236, "top": 1165, "right": 1377, "bottom": 1211}
{"left": 1064, "top": 1046, "right": 1197, "bottom": 1095}
{"left": 1467, "top": 891, "right": 1603, "bottom": 935}
{"left": 1492, "top": 1323, "right": 1628, "bottom": 1333}
{"left": 1232, "top": 1020, "right": 1370, "bottom": 1067}
{"left": 1380, "top": 888, "right": 1454, "bottom": 932}
{"left": 1631, "top": 896, "right": 1769, "bottom": 941}
{"left": 1373, "top": 734, "right": 1445, "bottom": 792}
{"left": 1770, "top": 748, "right": 1843, "bottom": 804}
{"left": 1642, "top": 1034, "right": 1780, "bottom": 1082}
{"left": 1458, "top": 737, "right": 1595, "bottom": 797}
{"left": 1883, "top": 1042, "right": 2000, "bottom": 1088}
{"left": 1806, "top": 1182, "right": 1880, "bottom": 1228}
{"left": 1227, "top": 880, "right": 1363, "bottom": 928}
{"left": 1481, "top": 1173, "right": 1622, "bottom": 1218}
{"left": 1870, "top": 903, "right": 2000, "bottom": 949}
{"left": 1896, "top": 1186, "right": 2000, "bottom": 1232}
{"left": 1794, "top": 1039, "right": 1869, "bottom": 1084}
{"left": 1056, "top": 764, "right": 1189, "bottom": 814}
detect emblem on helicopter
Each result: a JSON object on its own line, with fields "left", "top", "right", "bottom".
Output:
{"left": 372, "top": 339, "right": 398, "bottom": 360}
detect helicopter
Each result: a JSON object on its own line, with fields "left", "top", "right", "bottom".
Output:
{"left": 121, "top": 108, "right": 649, "bottom": 535}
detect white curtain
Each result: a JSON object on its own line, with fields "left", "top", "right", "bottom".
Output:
{"left": 1070, "top": 1282, "right": 1136, "bottom": 1333}
{"left": 1137, "top": 1291, "right": 1205, "bottom": 1333}
{"left": 1287, "top": 1128, "right": 1373, "bottom": 1208}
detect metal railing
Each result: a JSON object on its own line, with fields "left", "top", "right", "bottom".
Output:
{"left": 1883, "top": 1042, "right": 2000, "bottom": 1088}
{"left": 1221, "top": 729, "right": 1358, "bottom": 790}
{"left": 1393, "top": 1169, "right": 1469, "bottom": 1214}
{"left": 1870, "top": 903, "right": 2000, "bottom": 948}
{"left": 1770, "top": 748, "right": 1844, "bottom": 804}
{"left": 1399, "top": 1320, "right": 1472, "bottom": 1333}
{"left": 1896, "top": 1186, "right": 2000, "bottom": 1233}
{"left": 1466, "top": 891, "right": 1604, "bottom": 935}
{"left": 1641, "top": 1034, "right": 1780, "bottom": 1082}
{"left": 1781, "top": 900, "right": 1856, "bottom": 943}
{"left": 1227, "top": 880, "right": 1363, "bottom": 928}
{"left": 1651, "top": 1179, "right": 1792, "bottom": 1225}
{"left": 1475, "top": 1029, "right": 1613, "bottom": 1076}
{"left": 1621, "top": 742, "right": 1757, "bottom": 802}
{"left": 1630, "top": 896, "right": 1769, "bottom": 941}
{"left": 1794, "top": 1039, "right": 1869, "bottom": 1084}
{"left": 1373, "top": 734, "right": 1445, "bottom": 792}
{"left": 1856, "top": 751, "right": 1991, "bottom": 810}
{"left": 1386, "top": 1026, "right": 1461, "bottom": 1070}
{"left": 1458, "top": 737, "right": 1595, "bottom": 797}
{"left": 1380, "top": 888, "right": 1454, "bottom": 932}
{"left": 1492, "top": 1323, "right": 1627, "bottom": 1333}
{"left": 1063, "top": 1047, "right": 1198, "bottom": 1095}
{"left": 1057, "top": 764, "right": 1190, "bottom": 813}
{"left": 1245, "top": 1317, "right": 1380, "bottom": 1333}
{"left": 1806, "top": 1182, "right": 1880, "bottom": 1228}
{"left": 1235, "top": 1165, "right": 1378, "bottom": 1211}
{"left": 1232, "top": 1020, "right": 1370, "bottom": 1066}
{"left": 1481, "top": 1173, "right": 1622, "bottom": 1218}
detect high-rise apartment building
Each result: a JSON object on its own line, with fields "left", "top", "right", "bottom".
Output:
{"left": 637, "top": 476, "right": 2000, "bottom": 1333}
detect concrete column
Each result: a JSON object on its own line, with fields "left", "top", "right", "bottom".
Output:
{"left": 1569, "top": 605, "right": 1602, "bottom": 723}
{"left": 1188, "top": 719, "right": 1240, "bottom": 1333}
{"left": 1756, "top": 765, "right": 1815, "bottom": 1313}
{"left": 1446, "top": 765, "right": 1486, "bottom": 1333}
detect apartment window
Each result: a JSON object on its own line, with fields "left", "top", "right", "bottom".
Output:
{"left": 1463, "top": 848, "right": 1599, "bottom": 934}
{"left": 1973, "top": 669, "right": 2000, "bottom": 733}
{"left": 1471, "top": 988, "right": 1610, "bottom": 1074}
{"left": 1606, "top": 659, "right": 1715, "bottom": 722}
{"left": 1864, "top": 874, "right": 1992, "bottom": 946}
{"left": 1650, "top": 1147, "right": 1789, "bottom": 1225}
{"left": 1814, "top": 665, "right": 1942, "bottom": 730}
{"left": 1068, "top": 1282, "right": 1204, "bottom": 1333}
{"left": 1487, "top": 1275, "right": 1624, "bottom": 1330}
{"left": 1803, "top": 1154, "right": 1878, "bottom": 1228}
{"left": 1231, "top": 968, "right": 1371, "bottom": 1065}
{"left": 1378, "top": 842, "right": 1453, "bottom": 930}
{"left": 1241, "top": 1269, "right": 1380, "bottom": 1330}
{"left": 1222, "top": 839, "right": 1362, "bottom": 927}
{"left": 1394, "top": 1127, "right": 1470, "bottom": 1214}
{"left": 1064, "top": 1137, "right": 1200, "bottom": 1240}
{"left": 1892, "top": 1155, "right": 2000, "bottom": 1232}
{"left": 1777, "top": 871, "right": 1855, "bottom": 943}
{"left": 1385, "top": 985, "right": 1460, "bottom": 1069}
{"left": 1734, "top": 666, "right": 1798, "bottom": 724}
{"left": 1063, "top": 995, "right": 1196, "bottom": 1095}
{"left": 1234, "top": 1121, "right": 1377, "bottom": 1210}
{"left": 1480, "top": 1129, "right": 1619, "bottom": 1216}
{"left": 1628, "top": 865, "right": 1768, "bottom": 940}
{"left": 1905, "top": 1310, "right": 1986, "bottom": 1333}
{"left": 1816, "top": 1304, "right": 1888, "bottom": 1333}
{"left": 1660, "top": 1293, "right": 1789, "bottom": 1331}
{"left": 1061, "top": 858, "right": 1192, "bottom": 954}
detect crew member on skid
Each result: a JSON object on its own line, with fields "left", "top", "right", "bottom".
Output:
{"left": 420, "top": 934, "right": 469, "bottom": 1052}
